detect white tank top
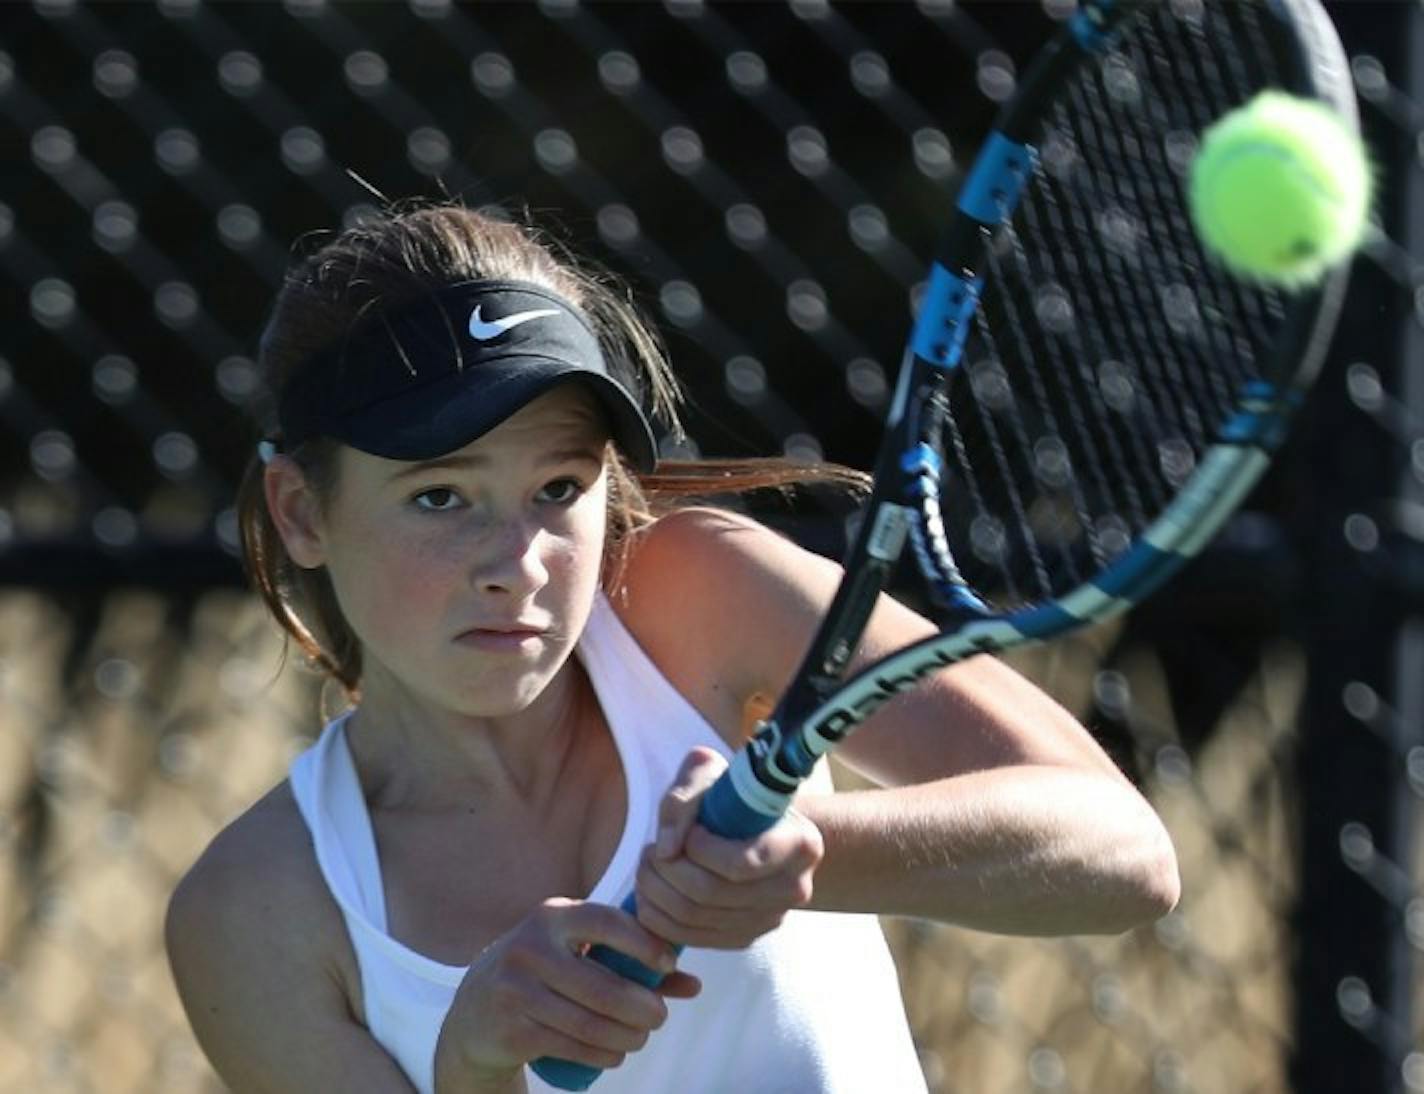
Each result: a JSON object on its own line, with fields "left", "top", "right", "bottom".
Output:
{"left": 289, "top": 594, "right": 927, "bottom": 1094}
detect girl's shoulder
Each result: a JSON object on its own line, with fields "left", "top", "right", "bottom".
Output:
{"left": 622, "top": 504, "right": 829, "bottom": 583}
{"left": 617, "top": 505, "right": 800, "bottom": 633}
{"left": 164, "top": 779, "right": 417, "bottom": 1088}
{"left": 165, "top": 778, "right": 363, "bottom": 1032}
{"left": 625, "top": 504, "right": 765, "bottom": 572}
{"left": 169, "top": 779, "right": 321, "bottom": 921}
{"left": 612, "top": 506, "right": 846, "bottom": 743}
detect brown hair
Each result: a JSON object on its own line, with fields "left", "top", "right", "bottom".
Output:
{"left": 238, "top": 202, "right": 867, "bottom": 699}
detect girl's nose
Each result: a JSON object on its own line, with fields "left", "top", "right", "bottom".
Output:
{"left": 472, "top": 519, "right": 549, "bottom": 599}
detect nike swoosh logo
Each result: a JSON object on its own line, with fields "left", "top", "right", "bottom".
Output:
{"left": 468, "top": 305, "right": 561, "bottom": 341}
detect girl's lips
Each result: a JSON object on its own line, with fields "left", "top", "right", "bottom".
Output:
{"left": 454, "top": 628, "right": 546, "bottom": 652}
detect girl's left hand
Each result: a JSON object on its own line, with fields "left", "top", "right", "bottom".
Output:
{"left": 634, "top": 746, "right": 824, "bottom": 950}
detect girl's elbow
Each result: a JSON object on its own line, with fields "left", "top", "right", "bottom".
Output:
{"left": 1146, "top": 848, "right": 1183, "bottom": 921}
{"left": 1123, "top": 821, "right": 1182, "bottom": 927}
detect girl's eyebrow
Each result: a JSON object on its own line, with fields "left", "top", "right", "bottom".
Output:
{"left": 385, "top": 446, "right": 604, "bottom": 482}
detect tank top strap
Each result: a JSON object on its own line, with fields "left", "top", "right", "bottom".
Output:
{"left": 288, "top": 712, "right": 387, "bottom": 929}
{"left": 288, "top": 714, "right": 463, "bottom": 985}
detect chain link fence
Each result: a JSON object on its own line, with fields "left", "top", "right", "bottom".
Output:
{"left": 1, "top": 1, "right": 1419, "bottom": 1091}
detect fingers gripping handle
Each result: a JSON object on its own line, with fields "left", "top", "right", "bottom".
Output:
{"left": 529, "top": 768, "right": 785, "bottom": 1089}
{"left": 697, "top": 757, "right": 786, "bottom": 840}
{"left": 525, "top": 883, "right": 663, "bottom": 1091}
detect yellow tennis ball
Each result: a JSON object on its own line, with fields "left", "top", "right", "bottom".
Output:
{"left": 1189, "top": 90, "right": 1371, "bottom": 286}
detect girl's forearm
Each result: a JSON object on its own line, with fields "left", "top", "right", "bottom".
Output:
{"left": 796, "top": 766, "right": 1180, "bottom": 936}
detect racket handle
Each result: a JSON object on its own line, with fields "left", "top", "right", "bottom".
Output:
{"left": 697, "top": 762, "right": 784, "bottom": 839}
{"left": 528, "top": 909, "right": 658, "bottom": 1087}
{"left": 529, "top": 1052, "right": 603, "bottom": 1090}
{"left": 529, "top": 887, "right": 663, "bottom": 1090}
{"left": 530, "top": 767, "right": 785, "bottom": 1088}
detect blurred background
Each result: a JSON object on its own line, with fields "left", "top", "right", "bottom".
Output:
{"left": 1, "top": 0, "right": 1421, "bottom": 1091}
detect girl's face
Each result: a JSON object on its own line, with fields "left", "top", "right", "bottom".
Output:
{"left": 304, "top": 384, "right": 611, "bottom": 719}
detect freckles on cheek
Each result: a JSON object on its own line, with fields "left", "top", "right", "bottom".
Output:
{"left": 550, "top": 534, "right": 603, "bottom": 594}
{"left": 334, "top": 536, "right": 453, "bottom": 640}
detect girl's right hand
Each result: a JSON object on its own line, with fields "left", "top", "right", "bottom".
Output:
{"left": 433, "top": 897, "right": 701, "bottom": 1092}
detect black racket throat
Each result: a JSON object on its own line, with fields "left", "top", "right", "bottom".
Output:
{"left": 770, "top": 370, "right": 953, "bottom": 693}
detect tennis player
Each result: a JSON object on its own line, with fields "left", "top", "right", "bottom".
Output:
{"left": 165, "top": 203, "right": 1180, "bottom": 1094}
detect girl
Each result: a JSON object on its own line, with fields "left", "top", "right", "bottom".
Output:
{"left": 165, "top": 203, "right": 1180, "bottom": 1094}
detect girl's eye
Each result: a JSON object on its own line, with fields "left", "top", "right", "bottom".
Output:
{"left": 537, "top": 478, "right": 584, "bottom": 505}
{"left": 412, "top": 487, "right": 463, "bottom": 512}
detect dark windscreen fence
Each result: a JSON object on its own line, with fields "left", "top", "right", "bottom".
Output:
{"left": 1, "top": 3, "right": 1420, "bottom": 1093}
{"left": 4, "top": 0, "right": 1035, "bottom": 585}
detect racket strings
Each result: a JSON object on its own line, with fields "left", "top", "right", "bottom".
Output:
{"left": 1090, "top": 4, "right": 1291, "bottom": 404}
{"left": 918, "top": 224, "right": 1061, "bottom": 603}
{"left": 979, "top": 218, "right": 1120, "bottom": 592}
{"left": 1003, "top": 186, "right": 1160, "bottom": 535}
{"left": 967, "top": 302, "right": 1072, "bottom": 595}
{"left": 1005, "top": 121, "right": 1197, "bottom": 511}
{"left": 1028, "top": 84, "right": 1204, "bottom": 522}
{"left": 953, "top": 289, "right": 1058, "bottom": 601}
{"left": 939, "top": 377, "right": 1025, "bottom": 592}
{"left": 1065, "top": 31, "right": 1248, "bottom": 434}
{"left": 952, "top": 103, "right": 1209, "bottom": 599}
{"left": 1133, "top": 5, "right": 1291, "bottom": 348}
{"left": 905, "top": 389, "right": 992, "bottom": 616}
{"left": 935, "top": 0, "right": 1297, "bottom": 612}
{"left": 1056, "top": 84, "right": 1222, "bottom": 455}
{"left": 1016, "top": 141, "right": 1178, "bottom": 518}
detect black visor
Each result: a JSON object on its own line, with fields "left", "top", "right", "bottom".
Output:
{"left": 275, "top": 280, "right": 658, "bottom": 472}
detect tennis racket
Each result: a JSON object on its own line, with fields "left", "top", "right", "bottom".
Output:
{"left": 534, "top": 0, "right": 1357, "bottom": 1086}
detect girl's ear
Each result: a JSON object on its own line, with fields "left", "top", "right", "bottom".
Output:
{"left": 264, "top": 455, "right": 328, "bottom": 569}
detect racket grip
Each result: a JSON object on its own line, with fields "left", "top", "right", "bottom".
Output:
{"left": 530, "top": 768, "right": 784, "bottom": 1089}
{"left": 529, "top": 1053, "right": 603, "bottom": 1091}
{"left": 698, "top": 763, "right": 785, "bottom": 839}
{"left": 529, "top": 887, "right": 667, "bottom": 1090}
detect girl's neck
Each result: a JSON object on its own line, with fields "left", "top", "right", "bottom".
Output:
{"left": 342, "top": 659, "right": 597, "bottom": 816}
